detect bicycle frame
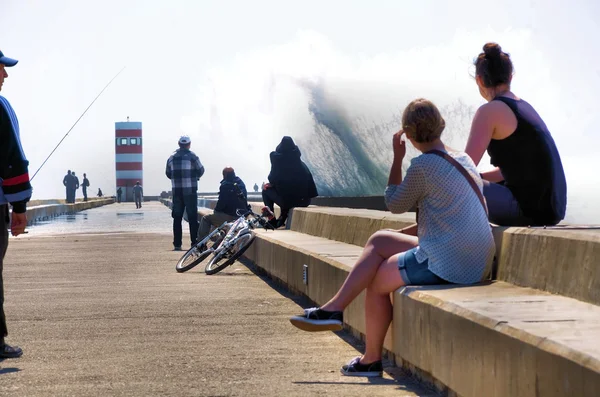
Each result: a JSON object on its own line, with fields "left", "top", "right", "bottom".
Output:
{"left": 212, "top": 215, "right": 253, "bottom": 256}
{"left": 196, "top": 220, "right": 229, "bottom": 249}
{"left": 196, "top": 208, "right": 271, "bottom": 259}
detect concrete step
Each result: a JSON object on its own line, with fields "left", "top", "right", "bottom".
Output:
{"left": 245, "top": 229, "right": 600, "bottom": 397}
{"left": 289, "top": 206, "right": 415, "bottom": 246}
{"left": 288, "top": 207, "right": 600, "bottom": 307}
{"left": 168, "top": 197, "right": 600, "bottom": 306}
{"left": 165, "top": 197, "right": 600, "bottom": 306}
{"left": 493, "top": 226, "right": 600, "bottom": 306}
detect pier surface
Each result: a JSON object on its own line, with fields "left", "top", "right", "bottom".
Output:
{"left": 0, "top": 202, "right": 435, "bottom": 397}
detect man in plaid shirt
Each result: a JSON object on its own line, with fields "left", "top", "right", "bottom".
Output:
{"left": 165, "top": 135, "right": 205, "bottom": 250}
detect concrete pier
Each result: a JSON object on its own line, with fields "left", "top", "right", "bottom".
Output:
{"left": 0, "top": 202, "right": 436, "bottom": 397}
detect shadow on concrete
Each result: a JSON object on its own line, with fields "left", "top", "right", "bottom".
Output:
{"left": 239, "top": 258, "right": 314, "bottom": 308}
{"left": 209, "top": 271, "right": 254, "bottom": 277}
{"left": 293, "top": 378, "right": 439, "bottom": 396}
{"left": 116, "top": 212, "right": 144, "bottom": 217}
{"left": 293, "top": 379, "right": 396, "bottom": 386}
{"left": 0, "top": 367, "right": 21, "bottom": 375}
{"left": 239, "top": 258, "right": 441, "bottom": 396}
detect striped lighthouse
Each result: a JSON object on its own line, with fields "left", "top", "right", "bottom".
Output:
{"left": 115, "top": 120, "right": 143, "bottom": 202}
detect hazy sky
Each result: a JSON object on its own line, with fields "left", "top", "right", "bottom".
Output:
{"left": 1, "top": 0, "right": 598, "bottom": 221}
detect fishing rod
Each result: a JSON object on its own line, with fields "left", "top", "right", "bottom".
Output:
{"left": 30, "top": 66, "right": 127, "bottom": 181}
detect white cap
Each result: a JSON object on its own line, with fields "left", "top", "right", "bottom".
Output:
{"left": 178, "top": 135, "right": 191, "bottom": 145}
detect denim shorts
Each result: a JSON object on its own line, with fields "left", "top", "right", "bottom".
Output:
{"left": 397, "top": 247, "right": 447, "bottom": 285}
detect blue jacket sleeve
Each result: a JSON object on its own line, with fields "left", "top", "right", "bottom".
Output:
{"left": 0, "top": 98, "right": 31, "bottom": 213}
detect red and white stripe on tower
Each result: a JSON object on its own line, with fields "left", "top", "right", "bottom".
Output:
{"left": 115, "top": 120, "right": 143, "bottom": 202}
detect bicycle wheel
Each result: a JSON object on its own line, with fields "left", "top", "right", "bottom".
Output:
{"left": 205, "top": 233, "right": 255, "bottom": 275}
{"left": 175, "top": 234, "right": 223, "bottom": 273}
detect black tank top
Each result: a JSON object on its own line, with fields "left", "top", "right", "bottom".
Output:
{"left": 487, "top": 97, "right": 567, "bottom": 225}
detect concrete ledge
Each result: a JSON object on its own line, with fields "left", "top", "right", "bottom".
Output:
{"left": 160, "top": 198, "right": 281, "bottom": 219}
{"left": 27, "top": 198, "right": 113, "bottom": 207}
{"left": 26, "top": 198, "right": 115, "bottom": 225}
{"left": 160, "top": 198, "right": 171, "bottom": 208}
{"left": 288, "top": 207, "right": 600, "bottom": 306}
{"left": 197, "top": 193, "right": 388, "bottom": 210}
{"left": 245, "top": 230, "right": 600, "bottom": 396}
{"left": 495, "top": 227, "right": 600, "bottom": 306}
{"left": 163, "top": 197, "right": 600, "bottom": 305}
{"left": 289, "top": 207, "right": 415, "bottom": 247}
{"left": 394, "top": 283, "right": 600, "bottom": 396}
{"left": 28, "top": 199, "right": 67, "bottom": 206}
{"left": 309, "top": 195, "right": 388, "bottom": 211}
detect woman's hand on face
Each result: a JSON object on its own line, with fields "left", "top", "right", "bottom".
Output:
{"left": 393, "top": 130, "right": 407, "bottom": 159}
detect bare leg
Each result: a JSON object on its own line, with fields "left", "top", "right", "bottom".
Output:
{"left": 321, "top": 231, "right": 417, "bottom": 312}
{"left": 361, "top": 255, "right": 406, "bottom": 363}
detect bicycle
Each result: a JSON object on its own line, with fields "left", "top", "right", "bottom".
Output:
{"left": 175, "top": 207, "right": 274, "bottom": 274}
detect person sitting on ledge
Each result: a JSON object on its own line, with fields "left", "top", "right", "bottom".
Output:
{"left": 289, "top": 98, "right": 495, "bottom": 377}
{"left": 262, "top": 136, "right": 318, "bottom": 228}
{"left": 465, "top": 42, "right": 567, "bottom": 226}
{"left": 197, "top": 167, "right": 249, "bottom": 246}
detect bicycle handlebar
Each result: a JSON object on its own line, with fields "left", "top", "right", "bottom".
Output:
{"left": 232, "top": 206, "right": 275, "bottom": 231}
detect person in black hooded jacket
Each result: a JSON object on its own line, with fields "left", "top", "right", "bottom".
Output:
{"left": 262, "top": 136, "right": 318, "bottom": 228}
{"left": 197, "top": 167, "right": 249, "bottom": 245}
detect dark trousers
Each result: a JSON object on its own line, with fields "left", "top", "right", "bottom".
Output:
{"left": 482, "top": 180, "right": 536, "bottom": 226}
{"left": 135, "top": 196, "right": 142, "bottom": 208}
{"left": 66, "top": 188, "right": 76, "bottom": 203}
{"left": 1, "top": 205, "right": 9, "bottom": 338}
{"left": 262, "top": 188, "right": 311, "bottom": 224}
{"left": 117, "top": 194, "right": 122, "bottom": 203}
{"left": 197, "top": 211, "right": 237, "bottom": 242}
{"left": 82, "top": 187, "right": 88, "bottom": 201}
{"left": 172, "top": 194, "right": 199, "bottom": 247}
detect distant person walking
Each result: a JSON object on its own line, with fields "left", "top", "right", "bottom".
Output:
{"left": 166, "top": 135, "right": 205, "bottom": 250}
{"left": 97, "top": 188, "right": 103, "bottom": 197}
{"left": 116, "top": 187, "right": 122, "bottom": 203}
{"left": 63, "top": 170, "right": 75, "bottom": 203}
{"left": 133, "top": 181, "right": 143, "bottom": 209}
{"left": 253, "top": 183, "right": 259, "bottom": 192}
{"left": 0, "top": 49, "right": 31, "bottom": 358}
{"left": 82, "top": 173, "right": 90, "bottom": 201}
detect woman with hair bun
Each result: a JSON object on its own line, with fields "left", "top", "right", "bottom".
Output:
{"left": 289, "top": 99, "right": 495, "bottom": 377}
{"left": 465, "top": 43, "right": 567, "bottom": 226}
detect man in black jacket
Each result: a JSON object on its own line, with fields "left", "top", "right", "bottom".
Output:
{"left": 71, "top": 171, "right": 80, "bottom": 202}
{"left": 0, "top": 49, "right": 31, "bottom": 358}
{"left": 63, "top": 170, "right": 75, "bottom": 203}
{"left": 197, "top": 167, "right": 248, "bottom": 245}
{"left": 262, "top": 136, "right": 318, "bottom": 228}
{"left": 81, "top": 173, "right": 90, "bottom": 201}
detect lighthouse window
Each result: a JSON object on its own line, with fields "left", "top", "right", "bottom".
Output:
{"left": 130, "top": 138, "right": 138, "bottom": 145}
{"left": 120, "top": 138, "right": 128, "bottom": 145}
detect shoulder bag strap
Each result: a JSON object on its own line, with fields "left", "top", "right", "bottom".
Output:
{"left": 426, "top": 150, "right": 488, "bottom": 215}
